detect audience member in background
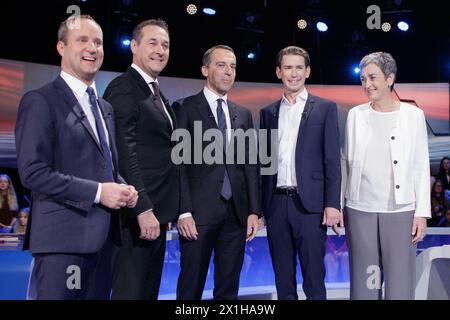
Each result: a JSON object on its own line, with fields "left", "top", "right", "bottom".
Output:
{"left": 0, "top": 174, "right": 19, "bottom": 233}
{"left": 437, "top": 208, "right": 450, "bottom": 227}
{"left": 12, "top": 207, "right": 29, "bottom": 234}
{"left": 436, "top": 157, "right": 450, "bottom": 191}
{"left": 341, "top": 52, "right": 430, "bottom": 300}
{"left": 429, "top": 180, "right": 447, "bottom": 227}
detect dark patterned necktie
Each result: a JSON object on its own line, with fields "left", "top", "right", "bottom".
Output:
{"left": 86, "top": 87, "right": 114, "bottom": 181}
{"left": 216, "top": 98, "right": 232, "bottom": 200}
{"left": 150, "top": 81, "right": 172, "bottom": 127}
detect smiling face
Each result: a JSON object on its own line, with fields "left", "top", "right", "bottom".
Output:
{"left": 131, "top": 25, "right": 170, "bottom": 79}
{"left": 276, "top": 54, "right": 310, "bottom": 96}
{"left": 360, "top": 63, "right": 394, "bottom": 102}
{"left": 202, "top": 48, "right": 236, "bottom": 96}
{"left": 57, "top": 18, "right": 104, "bottom": 85}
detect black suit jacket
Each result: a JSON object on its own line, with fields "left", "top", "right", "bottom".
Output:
{"left": 103, "top": 67, "right": 180, "bottom": 226}
{"left": 15, "top": 76, "right": 122, "bottom": 253}
{"left": 172, "top": 91, "right": 260, "bottom": 226}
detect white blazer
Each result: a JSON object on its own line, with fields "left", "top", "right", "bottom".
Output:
{"left": 341, "top": 102, "right": 431, "bottom": 217}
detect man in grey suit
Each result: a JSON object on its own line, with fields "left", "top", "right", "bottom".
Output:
{"left": 15, "top": 15, "right": 138, "bottom": 300}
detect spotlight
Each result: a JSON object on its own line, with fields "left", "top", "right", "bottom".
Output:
{"left": 381, "top": 22, "right": 391, "bottom": 32}
{"left": 186, "top": 4, "right": 197, "bottom": 15}
{"left": 297, "top": 19, "right": 307, "bottom": 30}
{"left": 203, "top": 7, "right": 216, "bottom": 15}
{"left": 120, "top": 37, "right": 131, "bottom": 48}
{"left": 397, "top": 21, "right": 409, "bottom": 31}
{"left": 316, "top": 21, "right": 328, "bottom": 32}
{"left": 247, "top": 52, "right": 256, "bottom": 60}
{"left": 353, "top": 66, "right": 361, "bottom": 75}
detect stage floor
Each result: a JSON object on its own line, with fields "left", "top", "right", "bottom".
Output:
{"left": 1, "top": 228, "right": 449, "bottom": 300}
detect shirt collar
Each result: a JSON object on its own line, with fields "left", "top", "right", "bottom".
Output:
{"left": 131, "top": 63, "right": 157, "bottom": 85}
{"left": 281, "top": 87, "right": 308, "bottom": 106}
{"left": 203, "top": 86, "right": 228, "bottom": 107}
{"left": 60, "top": 70, "right": 98, "bottom": 98}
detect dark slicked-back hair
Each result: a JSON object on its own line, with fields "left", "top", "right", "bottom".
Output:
{"left": 202, "top": 45, "right": 234, "bottom": 67}
{"left": 132, "top": 19, "right": 169, "bottom": 44}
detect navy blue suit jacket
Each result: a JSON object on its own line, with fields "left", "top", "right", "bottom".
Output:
{"left": 15, "top": 76, "right": 122, "bottom": 254}
{"left": 259, "top": 94, "right": 341, "bottom": 215}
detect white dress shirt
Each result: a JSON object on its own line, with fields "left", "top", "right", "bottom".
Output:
{"left": 131, "top": 63, "right": 173, "bottom": 129}
{"left": 203, "top": 86, "right": 232, "bottom": 144}
{"left": 276, "top": 88, "right": 308, "bottom": 188}
{"left": 60, "top": 71, "right": 109, "bottom": 203}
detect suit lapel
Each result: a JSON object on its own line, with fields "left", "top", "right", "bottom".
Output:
{"left": 127, "top": 67, "right": 174, "bottom": 131}
{"left": 297, "top": 94, "right": 315, "bottom": 140}
{"left": 97, "top": 98, "right": 119, "bottom": 171}
{"left": 270, "top": 100, "right": 281, "bottom": 130}
{"left": 54, "top": 77, "right": 102, "bottom": 154}
{"left": 194, "top": 92, "right": 218, "bottom": 130}
{"left": 127, "top": 67, "right": 152, "bottom": 96}
{"left": 228, "top": 102, "right": 238, "bottom": 130}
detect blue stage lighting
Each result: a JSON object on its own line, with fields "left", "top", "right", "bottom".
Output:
{"left": 316, "top": 22, "right": 328, "bottom": 32}
{"left": 203, "top": 8, "right": 216, "bottom": 15}
{"left": 247, "top": 52, "right": 256, "bottom": 60}
{"left": 353, "top": 66, "right": 361, "bottom": 74}
{"left": 120, "top": 38, "right": 131, "bottom": 48}
{"left": 397, "top": 21, "right": 409, "bottom": 31}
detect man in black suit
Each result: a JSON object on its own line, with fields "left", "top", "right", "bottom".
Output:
{"left": 103, "top": 19, "right": 179, "bottom": 299}
{"left": 15, "top": 15, "right": 138, "bottom": 300}
{"left": 172, "top": 45, "right": 261, "bottom": 300}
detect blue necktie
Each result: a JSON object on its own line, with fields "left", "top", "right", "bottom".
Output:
{"left": 86, "top": 87, "right": 114, "bottom": 181}
{"left": 216, "top": 98, "right": 232, "bottom": 200}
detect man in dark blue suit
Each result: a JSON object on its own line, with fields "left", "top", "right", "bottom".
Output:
{"left": 15, "top": 15, "right": 138, "bottom": 300}
{"left": 259, "top": 46, "right": 342, "bottom": 300}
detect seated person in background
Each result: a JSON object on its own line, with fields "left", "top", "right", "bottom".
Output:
{"left": 11, "top": 207, "right": 29, "bottom": 234}
{"left": 430, "top": 179, "right": 446, "bottom": 227}
{"left": 0, "top": 174, "right": 19, "bottom": 233}
{"left": 437, "top": 208, "right": 450, "bottom": 227}
{"left": 436, "top": 157, "right": 450, "bottom": 191}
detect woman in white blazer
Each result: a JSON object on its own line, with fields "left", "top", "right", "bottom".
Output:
{"left": 341, "top": 52, "right": 430, "bottom": 300}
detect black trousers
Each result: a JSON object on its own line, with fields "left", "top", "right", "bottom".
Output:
{"left": 177, "top": 198, "right": 246, "bottom": 300}
{"left": 111, "top": 224, "right": 167, "bottom": 300}
{"left": 266, "top": 193, "right": 327, "bottom": 300}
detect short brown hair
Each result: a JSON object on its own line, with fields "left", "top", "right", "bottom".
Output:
{"left": 202, "top": 45, "right": 235, "bottom": 67}
{"left": 132, "top": 19, "right": 169, "bottom": 44}
{"left": 57, "top": 14, "right": 100, "bottom": 44}
{"left": 276, "top": 46, "right": 310, "bottom": 68}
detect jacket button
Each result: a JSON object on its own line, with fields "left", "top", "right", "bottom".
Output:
{"left": 391, "top": 136, "right": 395, "bottom": 140}
{"left": 396, "top": 185, "right": 400, "bottom": 189}
{"left": 393, "top": 160, "right": 398, "bottom": 164}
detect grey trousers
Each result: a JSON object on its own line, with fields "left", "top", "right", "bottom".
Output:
{"left": 345, "top": 207, "right": 416, "bottom": 300}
